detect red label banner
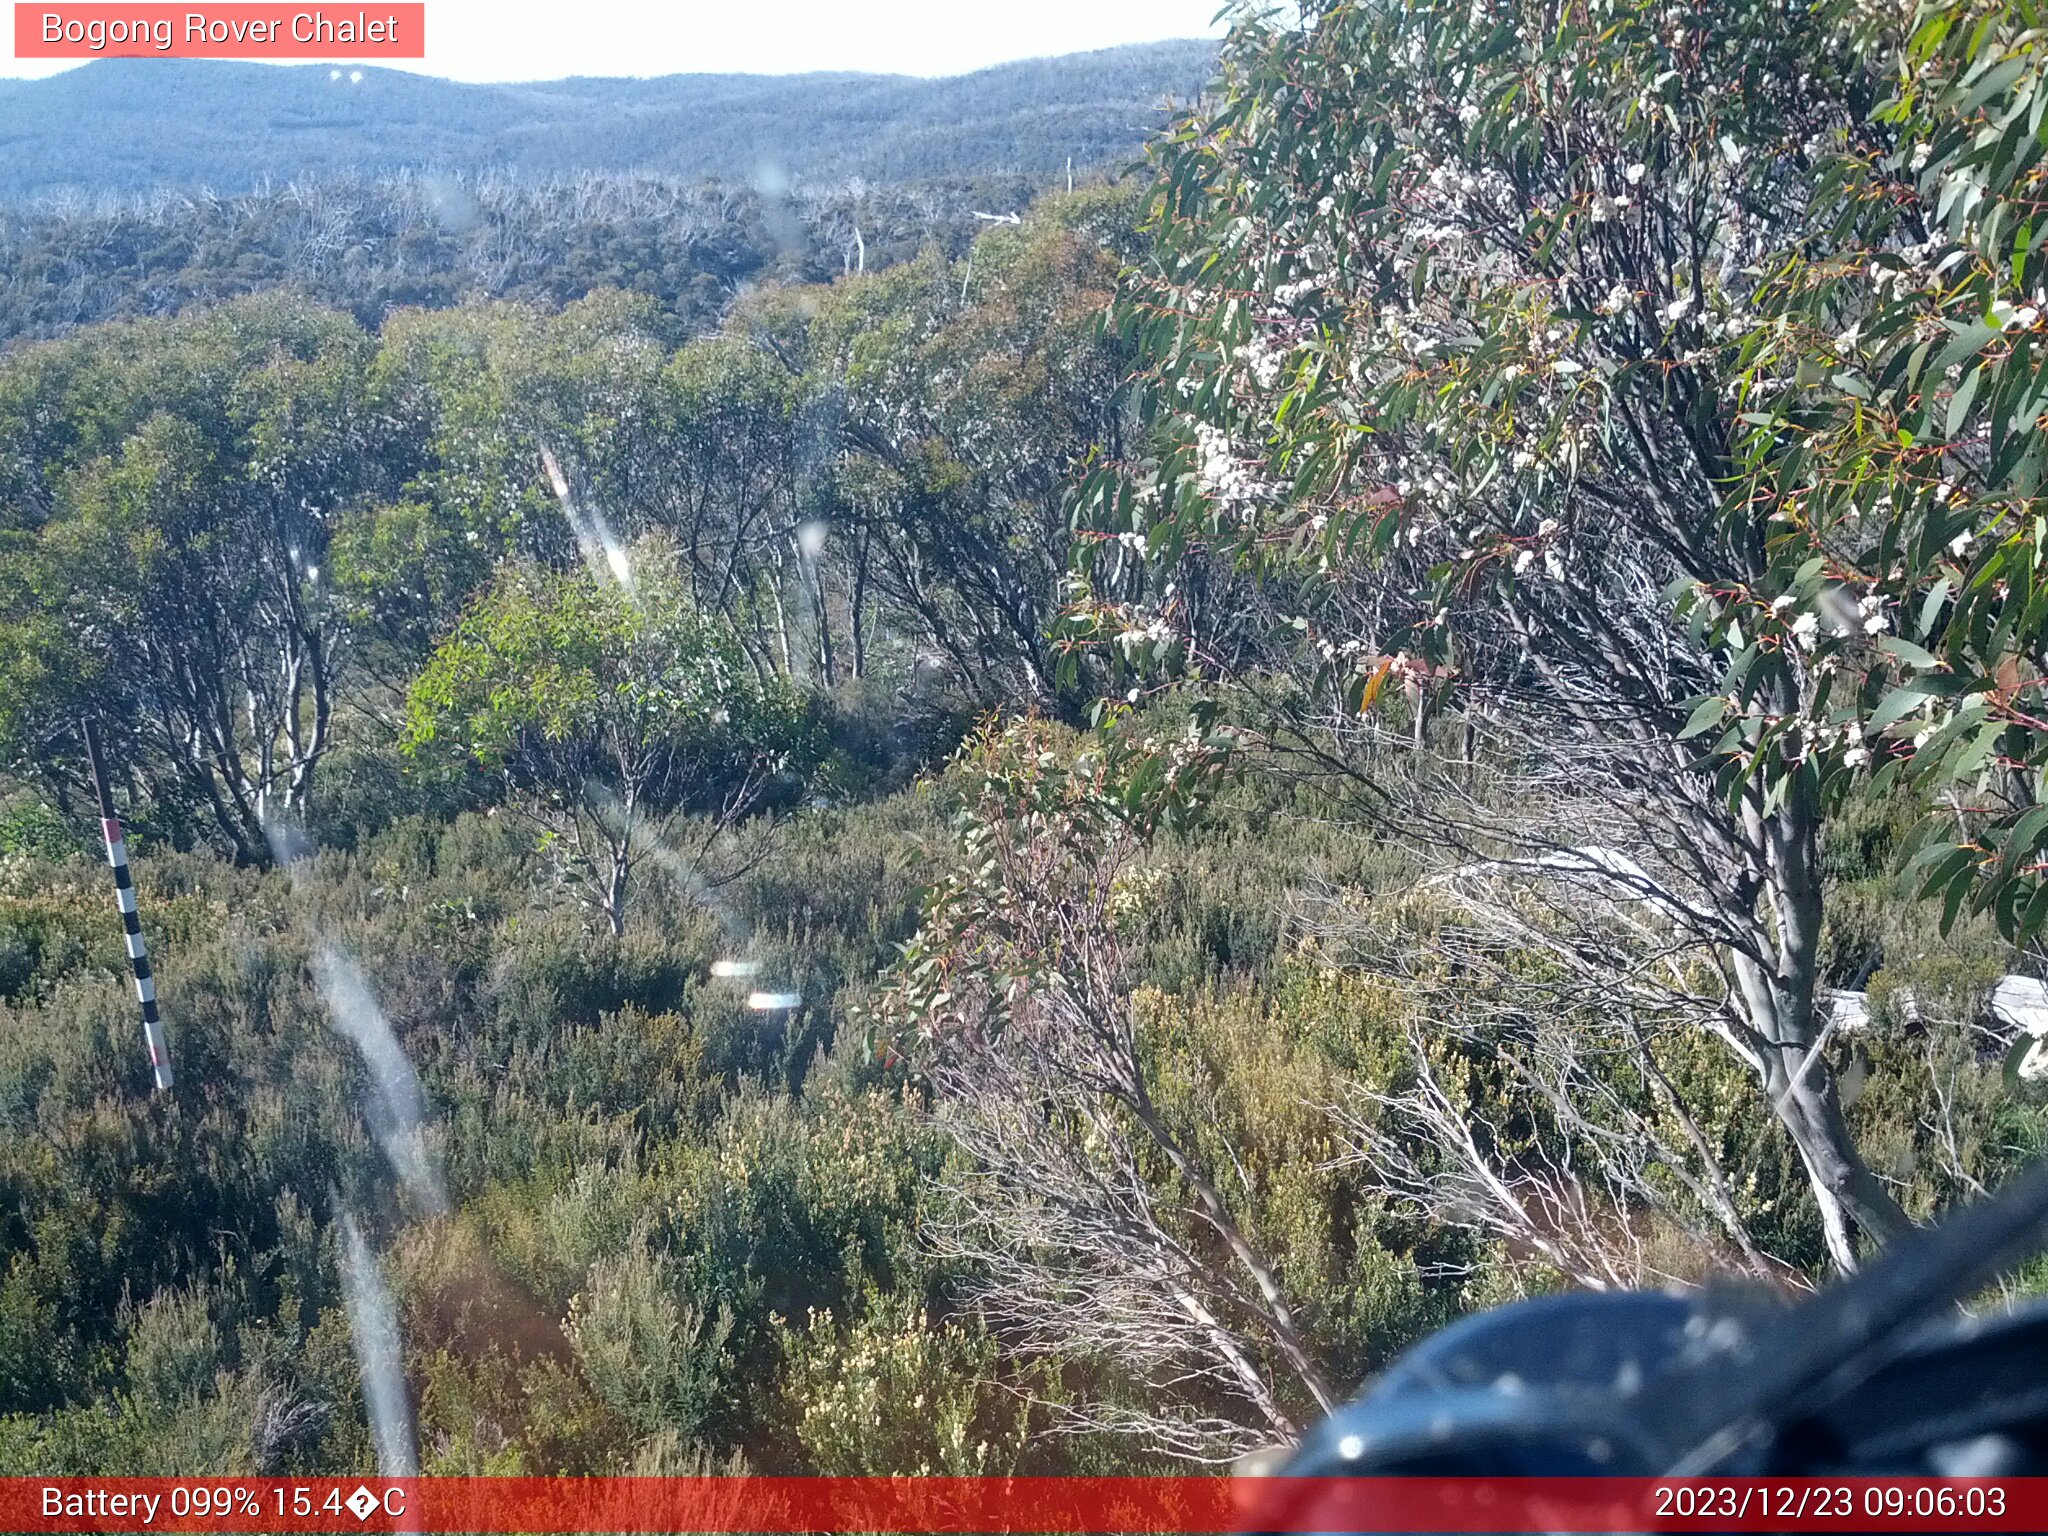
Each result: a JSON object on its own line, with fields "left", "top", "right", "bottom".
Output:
{"left": 15, "top": 5, "right": 425, "bottom": 59}
{"left": 0, "top": 1476, "right": 2040, "bottom": 1533}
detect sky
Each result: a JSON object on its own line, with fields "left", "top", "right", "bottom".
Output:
{"left": 2, "top": 0, "right": 1230, "bottom": 81}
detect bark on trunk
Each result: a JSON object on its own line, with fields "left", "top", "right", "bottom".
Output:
{"left": 1731, "top": 768, "right": 1912, "bottom": 1272}
{"left": 604, "top": 848, "right": 629, "bottom": 937}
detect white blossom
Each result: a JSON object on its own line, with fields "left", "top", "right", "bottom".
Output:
{"left": 1992, "top": 299, "right": 2041, "bottom": 332}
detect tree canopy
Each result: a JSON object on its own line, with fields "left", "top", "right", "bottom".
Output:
{"left": 402, "top": 551, "right": 819, "bottom": 932}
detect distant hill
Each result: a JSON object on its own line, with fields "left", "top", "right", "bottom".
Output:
{"left": 0, "top": 42, "right": 1218, "bottom": 203}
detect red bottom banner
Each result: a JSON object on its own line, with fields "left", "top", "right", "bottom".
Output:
{"left": 4, "top": 1475, "right": 2040, "bottom": 1533}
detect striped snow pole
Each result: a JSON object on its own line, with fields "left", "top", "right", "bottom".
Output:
{"left": 82, "top": 720, "right": 173, "bottom": 1091}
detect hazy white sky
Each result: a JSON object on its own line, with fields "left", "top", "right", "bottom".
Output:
{"left": 3, "top": 1, "right": 1230, "bottom": 81}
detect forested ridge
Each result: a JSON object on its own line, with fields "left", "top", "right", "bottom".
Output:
{"left": 8, "top": 0, "right": 2048, "bottom": 1478}
{"left": 0, "top": 170, "right": 1054, "bottom": 345}
{"left": 0, "top": 44, "right": 1217, "bottom": 201}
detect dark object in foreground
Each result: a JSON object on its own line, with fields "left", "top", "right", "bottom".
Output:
{"left": 1276, "top": 1159, "right": 2048, "bottom": 1494}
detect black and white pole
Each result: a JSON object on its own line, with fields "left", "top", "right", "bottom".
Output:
{"left": 82, "top": 720, "right": 173, "bottom": 1091}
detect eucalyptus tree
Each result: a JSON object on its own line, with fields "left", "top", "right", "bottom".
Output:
{"left": 1681, "top": 1, "right": 2048, "bottom": 958}
{"left": 0, "top": 294, "right": 387, "bottom": 860}
{"left": 399, "top": 545, "right": 819, "bottom": 935}
{"left": 1081, "top": 0, "right": 1916, "bottom": 1267}
{"left": 753, "top": 194, "right": 1140, "bottom": 707}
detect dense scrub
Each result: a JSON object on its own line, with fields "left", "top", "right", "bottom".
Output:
{"left": 3, "top": 712, "right": 2041, "bottom": 1471}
